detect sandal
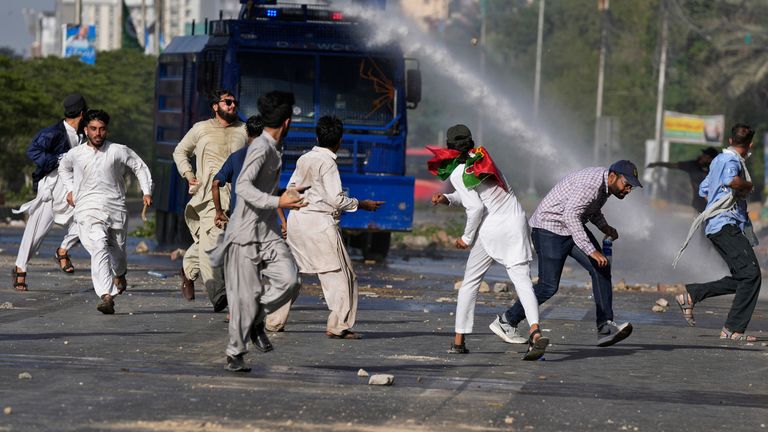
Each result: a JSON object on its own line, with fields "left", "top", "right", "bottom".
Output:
{"left": 675, "top": 292, "right": 695, "bottom": 326}
{"left": 326, "top": 330, "right": 362, "bottom": 340}
{"left": 522, "top": 327, "right": 549, "bottom": 361}
{"left": 720, "top": 327, "right": 757, "bottom": 342}
{"left": 113, "top": 274, "right": 127, "bottom": 295}
{"left": 54, "top": 249, "right": 75, "bottom": 274}
{"left": 12, "top": 268, "right": 28, "bottom": 291}
{"left": 448, "top": 343, "right": 469, "bottom": 354}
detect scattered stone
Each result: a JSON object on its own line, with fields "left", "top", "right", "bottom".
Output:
{"left": 401, "top": 235, "right": 430, "bottom": 249}
{"left": 3, "top": 407, "right": 11, "bottom": 415}
{"left": 400, "top": 295, "right": 414, "bottom": 300}
{"left": 435, "top": 230, "right": 450, "bottom": 244}
{"left": 135, "top": 241, "right": 150, "bottom": 254}
{"left": 492, "top": 282, "right": 508, "bottom": 293}
{"left": 504, "top": 416, "right": 515, "bottom": 425}
{"left": 651, "top": 305, "right": 666, "bottom": 313}
{"left": 360, "top": 292, "right": 379, "bottom": 298}
{"left": 368, "top": 374, "right": 395, "bottom": 386}
{"left": 538, "top": 375, "right": 547, "bottom": 380}
{"left": 18, "top": 372, "right": 32, "bottom": 380}
{"left": 478, "top": 281, "right": 490, "bottom": 293}
{"left": 9, "top": 220, "right": 25, "bottom": 227}
{"left": 435, "top": 297, "right": 454, "bottom": 303}
{"left": 0, "top": 302, "right": 13, "bottom": 310}
{"left": 655, "top": 298, "right": 669, "bottom": 307}
{"left": 357, "top": 368, "right": 369, "bottom": 377}
{"left": 364, "top": 260, "right": 376, "bottom": 265}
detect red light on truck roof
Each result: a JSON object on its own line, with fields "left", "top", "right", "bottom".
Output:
{"left": 331, "top": 11, "right": 343, "bottom": 21}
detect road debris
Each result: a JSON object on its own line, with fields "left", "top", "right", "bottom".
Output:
{"left": 368, "top": 374, "right": 395, "bottom": 386}
{"left": 357, "top": 368, "right": 369, "bottom": 377}
{"left": 18, "top": 372, "right": 32, "bottom": 380}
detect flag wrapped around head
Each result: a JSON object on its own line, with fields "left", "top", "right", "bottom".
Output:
{"left": 462, "top": 146, "right": 507, "bottom": 191}
{"left": 426, "top": 145, "right": 507, "bottom": 191}
{"left": 426, "top": 146, "right": 462, "bottom": 180}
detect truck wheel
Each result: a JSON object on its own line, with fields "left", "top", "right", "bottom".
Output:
{"left": 362, "top": 232, "right": 391, "bottom": 261}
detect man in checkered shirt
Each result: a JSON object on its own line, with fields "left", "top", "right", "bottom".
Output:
{"left": 488, "top": 160, "right": 641, "bottom": 347}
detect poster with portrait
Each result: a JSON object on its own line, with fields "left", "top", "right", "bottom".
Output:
{"left": 62, "top": 24, "right": 96, "bottom": 65}
{"left": 662, "top": 111, "right": 724, "bottom": 145}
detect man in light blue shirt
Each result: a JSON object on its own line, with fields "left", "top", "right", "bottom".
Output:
{"left": 677, "top": 123, "right": 760, "bottom": 341}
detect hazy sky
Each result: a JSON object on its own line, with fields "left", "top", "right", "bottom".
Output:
{"left": 0, "top": 0, "right": 56, "bottom": 56}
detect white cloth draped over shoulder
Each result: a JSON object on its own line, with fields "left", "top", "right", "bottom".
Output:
{"left": 444, "top": 163, "right": 533, "bottom": 267}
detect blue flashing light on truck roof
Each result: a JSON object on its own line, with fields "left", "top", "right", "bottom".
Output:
{"left": 153, "top": 0, "right": 421, "bottom": 259}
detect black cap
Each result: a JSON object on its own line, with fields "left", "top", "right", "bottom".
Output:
{"left": 609, "top": 160, "right": 643, "bottom": 188}
{"left": 447, "top": 124, "right": 472, "bottom": 146}
{"left": 63, "top": 93, "right": 87, "bottom": 117}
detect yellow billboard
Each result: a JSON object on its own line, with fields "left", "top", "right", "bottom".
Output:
{"left": 663, "top": 111, "right": 724, "bottom": 144}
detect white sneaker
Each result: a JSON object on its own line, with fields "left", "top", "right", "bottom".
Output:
{"left": 489, "top": 314, "right": 528, "bottom": 344}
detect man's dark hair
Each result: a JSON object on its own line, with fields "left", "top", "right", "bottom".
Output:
{"left": 730, "top": 123, "right": 754, "bottom": 147}
{"left": 316, "top": 116, "right": 343, "bottom": 148}
{"left": 257, "top": 91, "right": 295, "bottom": 128}
{"left": 83, "top": 109, "right": 110, "bottom": 126}
{"left": 245, "top": 115, "right": 265, "bottom": 138}
{"left": 209, "top": 89, "right": 234, "bottom": 108}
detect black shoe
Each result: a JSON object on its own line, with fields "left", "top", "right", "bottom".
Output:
{"left": 212, "top": 295, "right": 228, "bottom": 313}
{"left": 97, "top": 294, "right": 115, "bottom": 315}
{"left": 251, "top": 322, "right": 274, "bottom": 352}
{"left": 447, "top": 343, "right": 469, "bottom": 354}
{"left": 225, "top": 354, "right": 251, "bottom": 372}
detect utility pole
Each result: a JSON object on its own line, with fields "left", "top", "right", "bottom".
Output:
{"left": 153, "top": 0, "right": 162, "bottom": 54}
{"left": 477, "top": 0, "right": 487, "bottom": 146}
{"left": 652, "top": 0, "right": 668, "bottom": 198}
{"left": 527, "top": 0, "right": 545, "bottom": 196}
{"left": 75, "top": 0, "right": 82, "bottom": 25}
{"left": 593, "top": 0, "right": 609, "bottom": 165}
{"left": 141, "top": 0, "right": 146, "bottom": 49}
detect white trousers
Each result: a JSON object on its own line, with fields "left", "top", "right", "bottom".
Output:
{"left": 455, "top": 239, "right": 539, "bottom": 334}
{"left": 77, "top": 221, "right": 127, "bottom": 298}
{"left": 15, "top": 201, "right": 79, "bottom": 272}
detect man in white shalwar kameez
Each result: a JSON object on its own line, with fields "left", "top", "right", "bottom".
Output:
{"left": 270, "top": 116, "right": 383, "bottom": 338}
{"left": 431, "top": 124, "right": 549, "bottom": 360}
{"left": 59, "top": 110, "right": 153, "bottom": 315}
{"left": 209, "top": 91, "right": 304, "bottom": 373}
{"left": 12, "top": 94, "right": 87, "bottom": 290}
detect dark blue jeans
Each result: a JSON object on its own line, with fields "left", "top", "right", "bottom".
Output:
{"left": 503, "top": 227, "right": 614, "bottom": 327}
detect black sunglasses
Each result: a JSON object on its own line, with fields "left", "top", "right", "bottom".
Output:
{"left": 219, "top": 99, "right": 238, "bottom": 107}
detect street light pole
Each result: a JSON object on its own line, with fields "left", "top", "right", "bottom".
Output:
{"left": 593, "top": 0, "right": 609, "bottom": 165}
{"left": 477, "top": 0, "right": 487, "bottom": 146}
{"left": 652, "top": 0, "right": 668, "bottom": 199}
{"left": 527, "top": 0, "right": 545, "bottom": 195}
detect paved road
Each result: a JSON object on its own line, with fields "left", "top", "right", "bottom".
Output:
{"left": 0, "top": 225, "right": 766, "bottom": 431}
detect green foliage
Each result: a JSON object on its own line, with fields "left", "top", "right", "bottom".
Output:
{"left": 0, "top": 50, "right": 156, "bottom": 203}
{"left": 129, "top": 217, "right": 156, "bottom": 238}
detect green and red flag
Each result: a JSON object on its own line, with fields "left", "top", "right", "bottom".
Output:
{"left": 426, "top": 146, "right": 507, "bottom": 191}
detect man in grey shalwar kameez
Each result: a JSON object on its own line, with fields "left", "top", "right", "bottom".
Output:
{"left": 211, "top": 91, "right": 304, "bottom": 372}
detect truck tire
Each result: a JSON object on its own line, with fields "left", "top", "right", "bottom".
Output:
{"left": 361, "top": 232, "right": 391, "bottom": 261}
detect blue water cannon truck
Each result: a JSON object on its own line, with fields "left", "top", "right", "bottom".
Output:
{"left": 152, "top": 0, "right": 421, "bottom": 259}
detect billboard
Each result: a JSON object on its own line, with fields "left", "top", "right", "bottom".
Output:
{"left": 62, "top": 24, "right": 96, "bottom": 64}
{"left": 662, "top": 111, "right": 724, "bottom": 145}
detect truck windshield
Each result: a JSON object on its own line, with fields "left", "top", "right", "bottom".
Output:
{"left": 239, "top": 53, "right": 396, "bottom": 126}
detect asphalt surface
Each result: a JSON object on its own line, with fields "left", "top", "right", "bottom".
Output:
{"left": 0, "top": 224, "right": 766, "bottom": 432}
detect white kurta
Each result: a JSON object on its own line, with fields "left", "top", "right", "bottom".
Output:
{"left": 13, "top": 121, "right": 82, "bottom": 271}
{"left": 445, "top": 164, "right": 533, "bottom": 267}
{"left": 59, "top": 141, "right": 153, "bottom": 298}
{"left": 445, "top": 164, "right": 539, "bottom": 333}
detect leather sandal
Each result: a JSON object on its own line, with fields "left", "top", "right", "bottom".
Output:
{"left": 54, "top": 249, "right": 75, "bottom": 274}
{"left": 522, "top": 327, "right": 549, "bottom": 361}
{"left": 720, "top": 327, "right": 757, "bottom": 342}
{"left": 447, "top": 343, "right": 469, "bottom": 354}
{"left": 675, "top": 293, "right": 695, "bottom": 326}
{"left": 113, "top": 274, "right": 127, "bottom": 295}
{"left": 12, "top": 268, "right": 28, "bottom": 291}
{"left": 326, "top": 330, "right": 362, "bottom": 340}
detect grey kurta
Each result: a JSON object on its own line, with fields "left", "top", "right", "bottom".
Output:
{"left": 210, "top": 131, "right": 300, "bottom": 357}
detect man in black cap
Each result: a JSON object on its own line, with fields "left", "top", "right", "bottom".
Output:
{"left": 647, "top": 147, "right": 719, "bottom": 212}
{"left": 12, "top": 93, "right": 87, "bottom": 291}
{"left": 491, "top": 161, "right": 641, "bottom": 347}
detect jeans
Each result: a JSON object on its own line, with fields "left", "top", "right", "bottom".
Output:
{"left": 686, "top": 224, "right": 761, "bottom": 333}
{"left": 503, "top": 227, "right": 614, "bottom": 328}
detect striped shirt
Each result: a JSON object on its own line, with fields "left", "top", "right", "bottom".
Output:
{"left": 529, "top": 167, "right": 610, "bottom": 255}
